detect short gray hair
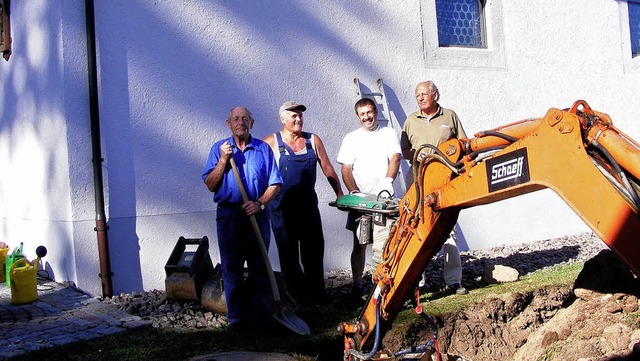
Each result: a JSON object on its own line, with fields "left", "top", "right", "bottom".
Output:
{"left": 420, "top": 81, "right": 439, "bottom": 97}
{"left": 417, "top": 81, "right": 440, "bottom": 101}
{"left": 226, "top": 106, "right": 254, "bottom": 122}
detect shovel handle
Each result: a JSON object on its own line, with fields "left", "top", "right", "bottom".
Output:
{"left": 229, "top": 157, "right": 281, "bottom": 304}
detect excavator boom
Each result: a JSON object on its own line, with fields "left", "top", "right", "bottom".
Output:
{"left": 340, "top": 100, "right": 640, "bottom": 359}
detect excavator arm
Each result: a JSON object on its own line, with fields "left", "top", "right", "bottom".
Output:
{"left": 339, "top": 100, "right": 640, "bottom": 359}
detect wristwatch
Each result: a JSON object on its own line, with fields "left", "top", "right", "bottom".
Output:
{"left": 256, "top": 200, "right": 265, "bottom": 211}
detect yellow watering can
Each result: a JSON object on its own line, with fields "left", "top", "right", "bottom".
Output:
{"left": 0, "top": 243, "right": 8, "bottom": 283}
{"left": 10, "top": 246, "right": 47, "bottom": 305}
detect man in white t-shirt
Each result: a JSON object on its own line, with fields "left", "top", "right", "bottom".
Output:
{"left": 337, "top": 97, "right": 402, "bottom": 298}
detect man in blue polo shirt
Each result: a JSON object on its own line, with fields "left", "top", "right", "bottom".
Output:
{"left": 202, "top": 106, "right": 282, "bottom": 332}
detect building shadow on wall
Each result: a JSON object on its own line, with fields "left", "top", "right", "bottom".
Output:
{"left": 100, "top": 28, "right": 143, "bottom": 294}
{"left": 382, "top": 81, "right": 411, "bottom": 194}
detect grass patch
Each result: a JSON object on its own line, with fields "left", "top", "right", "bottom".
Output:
{"left": 412, "top": 262, "right": 584, "bottom": 318}
{"left": 538, "top": 345, "right": 559, "bottom": 361}
{"left": 627, "top": 311, "right": 640, "bottom": 329}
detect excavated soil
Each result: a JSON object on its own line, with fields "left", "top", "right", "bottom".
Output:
{"left": 382, "top": 250, "right": 640, "bottom": 361}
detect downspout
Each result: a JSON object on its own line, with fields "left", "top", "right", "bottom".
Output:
{"left": 84, "top": 0, "right": 113, "bottom": 298}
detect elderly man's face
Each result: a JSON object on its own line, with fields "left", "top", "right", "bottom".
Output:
{"left": 415, "top": 83, "right": 437, "bottom": 114}
{"left": 280, "top": 109, "right": 304, "bottom": 133}
{"left": 356, "top": 103, "right": 378, "bottom": 131}
{"left": 227, "top": 107, "right": 253, "bottom": 138}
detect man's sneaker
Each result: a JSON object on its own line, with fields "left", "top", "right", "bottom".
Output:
{"left": 418, "top": 272, "right": 427, "bottom": 290}
{"left": 450, "top": 283, "right": 468, "bottom": 295}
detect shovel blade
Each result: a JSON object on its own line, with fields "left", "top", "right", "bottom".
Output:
{"left": 273, "top": 310, "right": 311, "bottom": 335}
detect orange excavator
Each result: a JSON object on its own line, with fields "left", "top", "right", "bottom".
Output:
{"left": 338, "top": 100, "right": 640, "bottom": 360}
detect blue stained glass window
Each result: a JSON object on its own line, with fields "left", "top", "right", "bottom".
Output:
{"left": 630, "top": 0, "right": 640, "bottom": 57}
{"left": 435, "top": 0, "right": 485, "bottom": 48}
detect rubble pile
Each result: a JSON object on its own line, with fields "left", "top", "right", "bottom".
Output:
{"left": 102, "top": 289, "right": 227, "bottom": 330}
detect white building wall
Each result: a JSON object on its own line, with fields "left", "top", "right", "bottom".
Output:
{"left": 1, "top": 0, "right": 638, "bottom": 296}
{"left": 1, "top": 2, "right": 82, "bottom": 287}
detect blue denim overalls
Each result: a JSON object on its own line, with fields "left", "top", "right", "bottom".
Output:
{"left": 268, "top": 132, "right": 326, "bottom": 303}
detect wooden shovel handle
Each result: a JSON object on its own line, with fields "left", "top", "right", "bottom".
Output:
{"left": 228, "top": 157, "right": 281, "bottom": 303}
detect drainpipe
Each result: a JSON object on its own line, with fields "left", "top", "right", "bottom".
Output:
{"left": 84, "top": 0, "right": 113, "bottom": 298}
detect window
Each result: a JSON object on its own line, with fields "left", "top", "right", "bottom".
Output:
{"left": 420, "top": 0, "right": 505, "bottom": 70}
{"left": 436, "top": 0, "right": 486, "bottom": 48}
{"left": 621, "top": 0, "right": 640, "bottom": 72}
{"left": 630, "top": 0, "right": 640, "bottom": 57}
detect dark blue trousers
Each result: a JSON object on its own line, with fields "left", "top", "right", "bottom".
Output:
{"left": 216, "top": 204, "right": 271, "bottom": 325}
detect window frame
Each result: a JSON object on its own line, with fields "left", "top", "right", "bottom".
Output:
{"left": 620, "top": 0, "right": 640, "bottom": 72}
{"left": 627, "top": 0, "right": 640, "bottom": 57}
{"left": 420, "top": 0, "right": 505, "bottom": 70}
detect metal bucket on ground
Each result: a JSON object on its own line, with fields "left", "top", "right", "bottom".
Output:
{"left": 200, "top": 263, "right": 299, "bottom": 316}
{"left": 200, "top": 263, "right": 227, "bottom": 314}
{"left": 165, "top": 236, "right": 214, "bottom": 301}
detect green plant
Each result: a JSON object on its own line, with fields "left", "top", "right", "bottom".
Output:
{"left": 627, "top": 311, "right": 640, "bottom": 329}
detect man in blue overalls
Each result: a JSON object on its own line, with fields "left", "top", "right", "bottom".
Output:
{"left": 202, "top": 106, "right": 282, "bottom": 332}
{"left": 264, "top": 101, "right": 344, "bottom": 305}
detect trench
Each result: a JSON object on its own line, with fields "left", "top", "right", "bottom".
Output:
{"left": 381, "top": 251, "right": 640, "bottom": 361}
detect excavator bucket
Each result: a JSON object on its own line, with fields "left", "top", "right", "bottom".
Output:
{"left": 200, "top": 264, "right": 306, "bottom": 330}
{"left": 164, "top": 237, "right": 214, "bottom": 302}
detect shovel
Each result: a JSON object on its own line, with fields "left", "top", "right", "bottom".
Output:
{"left": 229, "top": 156, "right": 311, "bottom": 336}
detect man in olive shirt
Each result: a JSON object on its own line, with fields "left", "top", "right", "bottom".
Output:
{"left": 400, "top": 81, "right": 467, "bottom": 164}
{"left": 400, "top": 80, "right": 468, "bottom": 295}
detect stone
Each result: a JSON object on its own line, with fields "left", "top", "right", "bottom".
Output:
{"left": 482, "top": 264, "right": 519, "bottom": 284}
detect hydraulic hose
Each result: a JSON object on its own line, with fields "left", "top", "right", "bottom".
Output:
{"left": 411, "top": 144, "right": 464, "bottom": 220}
{"left": 591, "top": 141, "right": 640, "bottom": 211}
{"left": 394, "top": 312, "right": 440, "bottom": 360}
{"left": 414, "top": 144, "right": 464, "bottom": 172}
{"left": 344, "top": 294, "right": 383, "bottom": 360}
{"left": 475, "top": 130, "right": 519, "bottom": 144}
{"left": 467, "top": 145, "right": 509, "bottom": 162}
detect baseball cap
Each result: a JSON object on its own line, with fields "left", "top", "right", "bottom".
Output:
{"left": 279, "top": 101, "right": 307, "bottom": 115}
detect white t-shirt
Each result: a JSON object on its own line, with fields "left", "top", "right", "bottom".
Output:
{"left": 337, "top": 126, "right": 401, "bottom": 194}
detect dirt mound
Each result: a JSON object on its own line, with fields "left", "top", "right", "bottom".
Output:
{"left": 383, "top": 251, "right": 640, "bottom": 361}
